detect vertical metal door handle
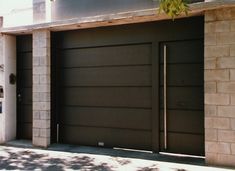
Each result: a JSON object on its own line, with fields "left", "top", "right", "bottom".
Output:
{"left": 163, "top": 45, "right": 167, "bottom": 150}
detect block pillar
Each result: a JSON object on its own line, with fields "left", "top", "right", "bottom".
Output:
{"left": 205, "top": 7, "right": 235, "bottom": 167}
{"left": 32, "top": 30, "right": 51, "bottom": 147}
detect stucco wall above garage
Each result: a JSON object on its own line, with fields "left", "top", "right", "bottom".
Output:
{"left": 50, "top": 0, "right": 202, "bottom": 21}
{"left": 2, "top": 0, "right": 235, "bottom": 34}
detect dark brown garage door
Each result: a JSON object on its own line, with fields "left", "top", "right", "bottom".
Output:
{"left": 53, "top": 16, "right": 204, "bottom": 154}
{"left": 17, "top": 35, "right": 32, "bottom": 140}
{"left": 58, "top": 43, "right": 153, "bottom": 150}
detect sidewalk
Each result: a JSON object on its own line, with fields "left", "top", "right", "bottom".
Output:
{"left": 0, "top": 143, "right": 233, "bottom": 171}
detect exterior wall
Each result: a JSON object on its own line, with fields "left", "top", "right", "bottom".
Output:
{"left": 0, "top": 35, "right": 16, "bottom": 144}
{"left": 0, "top": 2, "right": 33, "bottom": 28}
{"left": 205, "top": 7, "right": 235, "bottom": 167}
{"left": 51, "top": 0, "right": 158, "bottom": 21}
{"left": 32, "top": 30, "right": 51, "bottom": 147}
{"left": 1, "top": 1, "right": 235, "bottom": 168}
{"left": 33, "top": 0, "right": 46, "bottom": 23}
{"left": 0, "top": 35, "right": 4, "bottom": 143}
{"left": 51, "top": 0, "right": 203, "bottom": 22}
{"left": 33, "top": 0, "right": 51, "bottom": 24}
{"left": 4, "top": 36, "right": 17, "bottom": 142}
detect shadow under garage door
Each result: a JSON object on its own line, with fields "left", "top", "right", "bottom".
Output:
{"left": 52, "top": 16, "right": 204, "bottom": 155}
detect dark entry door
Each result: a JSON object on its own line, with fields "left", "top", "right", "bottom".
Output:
{"left": 17, "top": 35, "right": 33, "bottom": 140}
{"left": 160, "top": 39, "right": 204, "bottom": 156}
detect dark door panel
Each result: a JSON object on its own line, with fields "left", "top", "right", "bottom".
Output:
{"left": 160, "top": 132, "right": 204, "bottom": 156}
{"left": 160, "top": 64, "right": 204, "bottom": 86}
{"left": 20, "top": 88, "right": 32, "bottom": 105}
{"left": 17, "top": 35, "right": 32, "bottom": 140}
{"left": 17, "top": 52, "right": 32, "bottom": 69}
{"left": 60, "top": 107, "right": 152, "bottom": 130}
{"left": 60, "top": 126, "right": 152, "bottom": 150}
{"left": 17, "top": 123, "right": 33, "bottom": 140}
{"left": 57, "top": 40, "right": 153, "bottom": 150}
{"left": 160, "top": 110, "right": 204, "bottom": 134}
{"left": 60, "top": 44, "right": 152, "bottom": 67}
{"left": 159, "top": 40, "right": 203, "bottom": 64}
{"left": 160, "top": 87, "right": 204, "bottom": 110}
{"left": 60, "top": 66, "right": 151, "bottom": 87}
{"left": 18, "top": 105, "right": 32, "bottom": 123}
{"left": 61, "top": 87, "right": 152, "bottom": 108}
{"left": 160, "top": 40, "right": 204, "bottom": 155}
{"left": 17, "top": 70, "right": 32, "bottom": 87}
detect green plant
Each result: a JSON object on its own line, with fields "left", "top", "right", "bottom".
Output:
{"left": 159, "top": 0, "right": 189, "bottom": 20}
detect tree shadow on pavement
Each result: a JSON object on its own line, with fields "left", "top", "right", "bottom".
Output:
{"left": 136, "top": 164, "right": 159, "bottom": 171}
{"left": 0, "top": 148, "right": 114, "bottom": 171}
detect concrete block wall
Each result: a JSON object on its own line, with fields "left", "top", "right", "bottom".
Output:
{"left": 32, "top": 30, "right": 51, "bottom": 147}
{"left": 205, "top": 7, "right": 235, "bottom": 167}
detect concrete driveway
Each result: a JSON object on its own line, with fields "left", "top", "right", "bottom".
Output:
{"left": 0, "top": 142, "right": 234, "bottom": 171}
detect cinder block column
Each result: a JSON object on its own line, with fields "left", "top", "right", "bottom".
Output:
{"left": 32, "top": 30, "right": 51, "bottom": 147}
{"left": 205, "top": 7, "right": 235, "bottom": 167}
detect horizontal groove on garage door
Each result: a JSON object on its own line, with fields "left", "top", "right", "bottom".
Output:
{"left": 60, "top": 126, "right": 152, "bottom": 150}
{"left": 58, "top": 42, "right": 152, "bottom": 149}
{"left": 60, "top": 44, "right": 151, "bottom": 67}
{"left": 60, "top": 107, "right": 151, "bottom": 130}
{"left": 61, "top": 87, "right": 151, "bottom": 108}
{"left": 60, "top": 66, "right": 151, "bottom": 87}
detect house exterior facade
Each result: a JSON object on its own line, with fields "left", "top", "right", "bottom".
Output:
{"left": 0, "top": 0, "right": 235, "bottom": 168}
